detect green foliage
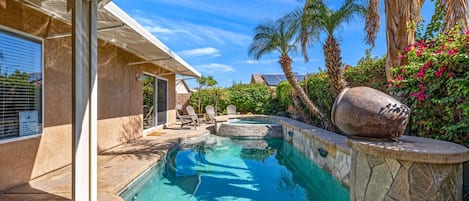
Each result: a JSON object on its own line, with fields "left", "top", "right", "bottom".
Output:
{"left": 305, "top": 72, "right": 334, "bottom": 126}
{"left": 416, "top": 0, "right": 446, "bottom": 41}
{"left": 189, "top": 88, "right": 227, "bottom": 114}
{"left": 390, "top": 26, "right": 469, "bottom": 147}
{"left": 226, "top": 83, "right": 273, "bottom": 114}
{"left": 189, "top": 83, "right": 276, "bottom": 115}
{"left": 276, "top": 81, "right": 294, "bottom": 109}
{"left": 343, "top": 51, "right": 387, "bottom": 91}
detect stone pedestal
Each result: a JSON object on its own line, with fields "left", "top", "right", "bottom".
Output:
{"left": 347, "top": 136, "right": 469, "bottom": 201}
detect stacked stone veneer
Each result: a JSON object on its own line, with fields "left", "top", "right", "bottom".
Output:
{"left": 348, "top": 136, "right": 469, "bottom": 201}
{"left": 351, "top": 150, "right": 462, "bottom": 201}
{"left": 272, "top": 116, "right": 351, "bottom": 188}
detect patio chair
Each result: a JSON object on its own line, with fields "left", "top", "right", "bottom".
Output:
{"left": 176, "top": 105, "right": 198, "bottom": 129}
{"left": 205, "top": 105, "right": 216, "bottom": 124}
{"left": 185, "top": 105, "right": 199, "bottom": 126}
{"left": 226, "top": 104, "right": 237, "bottom": 115}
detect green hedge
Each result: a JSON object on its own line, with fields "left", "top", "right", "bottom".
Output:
{"left": 189, "top": 83, "right": 276, "bottom": 115}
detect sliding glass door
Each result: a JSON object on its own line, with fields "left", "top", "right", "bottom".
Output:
{"left": 143, "top": 74, "right": 168, "bottom": 130}
{"left": 156, "top": 79, "right": 168, "bottom": 126}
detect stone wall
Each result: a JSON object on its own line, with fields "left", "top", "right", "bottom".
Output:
{"left": 351, "top": 150, "right": 463, "bottom": 201}
{"left": 273, "top": 116, "right": 351, "bottom": 188}
{"left": 348, "top": 135, "right": 469, "bottom": 201}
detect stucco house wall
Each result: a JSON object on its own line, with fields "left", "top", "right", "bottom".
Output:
{"left": 0, "top": 0, "right": 177, "bottom": 191}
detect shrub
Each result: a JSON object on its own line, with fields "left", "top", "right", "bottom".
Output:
{"left": 305, "top": 72, "right": 334, "bottom": 126}
{"left": 189, "top": 88, "right": 228, "bottom": 114}
{"left": 226, "top": 83, "right": 273, "bottom": 114}
{"left": 390, "top": 27, "right": 468, "bottom": 146}
{"left": 344, "top": 52, "right": 387, "bottom": 91}
{"left": 276, "top": 81, "right": 294, "bottom": 109}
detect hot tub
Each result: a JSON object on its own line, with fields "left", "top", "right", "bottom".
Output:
{"left": 215, "top": 117, "right": 283, "bottom": 139}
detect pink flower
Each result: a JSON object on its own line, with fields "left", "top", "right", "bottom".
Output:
{"left": 447, "top": 48, "right": 458, "bottom": 55}
{"left": 434, "top": 49, "right": 443, "bottom": 54}
{"left": 405, "top": 45, "right": 413, "bottom": 53}
{"left": 447, "top": 72, "right": 455, "bottom": 78}
{"left": 411, "top": 85, "right": 429, "bottom": 101}
{"left": 416, "top": 67, "right": 426, "bottom": 78}
{"left": 416, "top": 49, "right": 422, "bottom": 57}
{"left": 399, "top": 54, "right": 404, "bottom": 59}
{"left": 424, "top": 61, "right": 432, "bottom": 69}
{"left": 435, "top": 67, "right": 447, "bottom": 77}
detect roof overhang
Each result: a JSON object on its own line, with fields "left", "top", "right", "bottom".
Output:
{"left": 20, "top": 0, "right": 201, "bottom": 78}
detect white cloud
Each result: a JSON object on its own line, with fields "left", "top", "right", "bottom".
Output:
{"left": 246, "top": 59, "right": 278, "bottom": 65}
{"left": 143, "top": 25, "right": 173, "bottom": 33}
{"left": 133, "top": 15, "right": 250, "bottom": 47}
{"left": 194, "top": 63, "right": 235, "bottom": 73}
{"left": 179, "top": 47, "right": 221, "bottom": 57}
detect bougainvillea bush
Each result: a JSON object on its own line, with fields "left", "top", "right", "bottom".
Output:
{"left": 390, "top": 27, "right": 468, "bottom": 146}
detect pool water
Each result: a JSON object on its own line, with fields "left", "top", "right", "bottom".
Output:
{"left": 120, "top": 137, "right": 349, "bottom": 201}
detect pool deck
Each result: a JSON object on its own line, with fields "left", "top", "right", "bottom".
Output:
{"left": 0, "top": 124, "right": 212, "bottom": 201}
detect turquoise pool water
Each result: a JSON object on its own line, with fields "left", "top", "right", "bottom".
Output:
{"left": 120, "top": 137, "right": 349, "bottom": 201}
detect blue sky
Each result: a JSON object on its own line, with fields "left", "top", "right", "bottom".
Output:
{"left": 113, "top": 0, "right": 434, "bottom": 88}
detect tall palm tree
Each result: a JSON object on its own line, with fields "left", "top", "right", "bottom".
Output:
{"left": 365, "top": 0, "right": 468, "bottom": 80}
{"left": 248, "top": 17, "right": 331, "bottom": 129}
{"left": 299, "top": 0, "right": 365, "bottom": 97}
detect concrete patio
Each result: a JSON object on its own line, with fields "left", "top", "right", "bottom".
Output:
{"left": 0, "top": 124, "right": 212, "bottom": 201}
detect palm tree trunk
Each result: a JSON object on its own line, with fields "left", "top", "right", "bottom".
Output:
{"left": 279, "top": 54, "right": 333, "bottom": 129}
{"left": 197, "top": 86, "right": 202, "bottom": 115}
{"left": 323, "top": 36, "right": 346, "bottom": 98}
{"left": 384, "top": 0, "right": 424, "bottom": 80}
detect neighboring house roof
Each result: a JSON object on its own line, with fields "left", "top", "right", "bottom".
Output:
{"left": 25, "top": 0, "right": 201, "bottom": 78}
{"left": 176, "top": 78, "right": 193, "bottom": 94}
{"left": 251, "top": 74, "right": 265, "bottom": 84}
{"left": 251, "top": 74, "right": 307, "bottom": 86}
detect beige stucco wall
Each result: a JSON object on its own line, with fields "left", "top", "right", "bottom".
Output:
{"left": 0, "top": 0, "right": 178, "bottom": 191}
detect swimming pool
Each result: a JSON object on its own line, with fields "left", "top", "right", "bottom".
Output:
{"left": 120, "top": 136, "right": 349, "bottom": 201}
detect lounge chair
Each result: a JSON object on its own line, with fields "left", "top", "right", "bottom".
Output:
{"left": 227, "top": 105, "right": 237, "bottom": 115}
{"left": 176, "top": 105, "right": 198, "bottom": 129}
{"left": 205, "top": 105, "right": 216, "bottom": 123}
{"left": 185, "top": 105, "right": 199, "bottom": 126}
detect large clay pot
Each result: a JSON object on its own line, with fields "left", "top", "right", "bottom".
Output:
{"left": 331, "top": 87, "right": 410, "bottom": 139}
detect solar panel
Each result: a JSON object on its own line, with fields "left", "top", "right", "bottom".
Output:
{"left": 261, "top": 74, "right": 306, "bottom": 86}
{"left": 262, "top": 74, "right": 282, "bottom": 86}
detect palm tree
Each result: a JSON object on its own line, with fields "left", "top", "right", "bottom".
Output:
{"left": 196, "top": 76, "right": 207, "bottom": 114}
{"left": 248, "top": 17, "right": 332, "bottom": 129}
{"left": 205, "top": 75, "right": 217, "bottom": 88}
{"left": 365, "top": 0, "right": 468, "bottom": 80}
{"left": 299, "top": 0, "right": 365, "bottom": 97}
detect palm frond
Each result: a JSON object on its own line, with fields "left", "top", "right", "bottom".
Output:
{"left": 365, "top": 0, "right": 380, "bottom": 47}
{"left": 442, "top": 0, "right": 468, "bottom": 30}
{"left": 248, "top": 18, "right": 299, "bottom": 60}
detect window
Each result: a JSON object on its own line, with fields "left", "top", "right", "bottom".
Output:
{"left": 0, "top": 27, "right": 42, "bottom": 140}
